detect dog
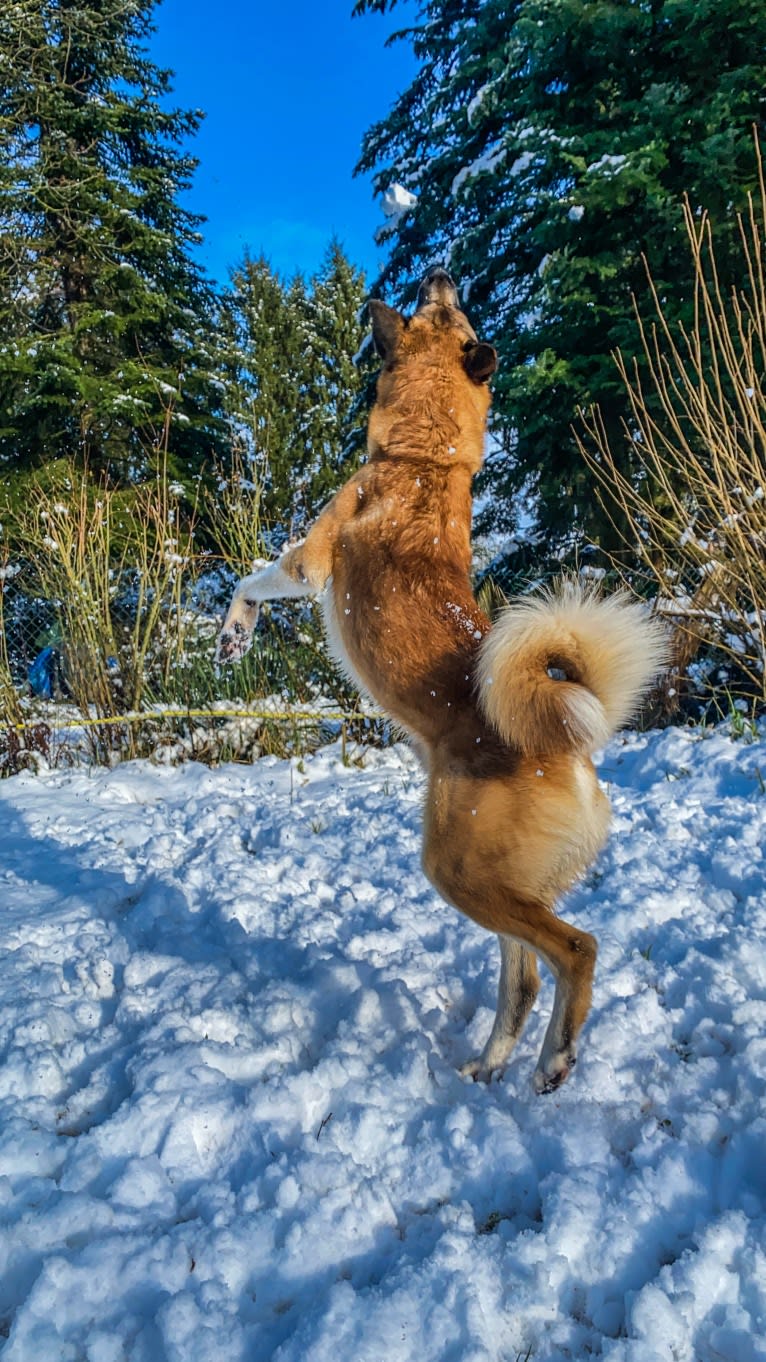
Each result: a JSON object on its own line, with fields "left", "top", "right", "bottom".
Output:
{"left": 217, "top": 267, "right": 667, "bottom": 1094}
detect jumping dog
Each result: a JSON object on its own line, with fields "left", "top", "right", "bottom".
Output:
{"left": 217, "top": 268, "right": 666, "bottom": 1093}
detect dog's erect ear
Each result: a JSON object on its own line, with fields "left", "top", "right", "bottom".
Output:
{"left": 463, "top": 342, "right": 498, "bottom": 384}
{"left": 369, "top": 299, "right": 406, "bottom": 361}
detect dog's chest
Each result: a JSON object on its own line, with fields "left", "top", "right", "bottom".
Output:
{"left": 321, "top": 581, "right": 371, "bottom": 695}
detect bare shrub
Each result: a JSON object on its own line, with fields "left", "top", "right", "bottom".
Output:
{"left": 0, "top": 450, "right": 366, "bottom": 769}
{"left": 578, "top": 153, "right": 766, "bottom": 712}
{"left": 3, "top": 460, "right": 197, "bottom": 759}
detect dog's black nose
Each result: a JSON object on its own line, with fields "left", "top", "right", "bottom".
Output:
{"left": 416, "top": 266, "right": 459, "bottom": 310}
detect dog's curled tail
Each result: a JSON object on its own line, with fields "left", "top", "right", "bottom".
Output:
{"left": 476, "top": 581, "right": 669, "bottom": 756}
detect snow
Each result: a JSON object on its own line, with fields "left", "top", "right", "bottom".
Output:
{"left": 451, "top": 146, "right": 507, "bottom": 198}
{"left": 587, "top": 153, "right": 628, "bottom": 178}
{"left": 467, "top": 84, "right": 492, "bottom": 127}
{"left": 0, "top": 724, "right": 765, "bottom": 1359}
{"left": 381, "top": 184, "right": 418, "bottom": 220}
{"left": 509, "top": 151, "right": 535, "bottom": 178}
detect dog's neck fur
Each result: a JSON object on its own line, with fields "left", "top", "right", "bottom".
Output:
{"left": 367, "top": 362, "right": 487, "bottom": 475}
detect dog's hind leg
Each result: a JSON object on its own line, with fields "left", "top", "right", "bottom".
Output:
{"left": 427, "top": 843, "right": 597, "bottom": 1092}
{"left": 473, "top": 906, "right": 596, "bottom": 1094}
{"left": 424, "top": 769, "right": 601, "bottom": 1092}
{"left": 460, "top": 934, "right": 540, "bottom": 1082}
{"left": 527, "top": 912, "right": 598, "bottom": 1093}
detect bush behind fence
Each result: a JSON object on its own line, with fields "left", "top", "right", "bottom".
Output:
{"left": 0, "top": 461, "right": 381, "bottom": 776}
{"left": 0, "top": 558, "right": 386, "bottom": 775}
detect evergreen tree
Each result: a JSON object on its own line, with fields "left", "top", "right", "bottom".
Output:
{"left": 355, "top": 0, "right": 766, "bottom": 568}
{"left": 219, "top": 255, "right": 308, "bottom": 535}
{"left": 0, "top": 0, "right": 225, "bottom": 483}
{"left": 220, "top": 243, "right": 371, "bottom": 540}
{"left": 299, "top": 242, "right": 372, "bottom": 517}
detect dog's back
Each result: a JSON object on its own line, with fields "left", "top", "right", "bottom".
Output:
{"left": 322, "top": 455, "right": 492, "bottom": 748}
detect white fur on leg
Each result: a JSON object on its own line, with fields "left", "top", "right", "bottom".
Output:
{"left": 460, "top": 935, "right": 539, "bottom": 1082}
{"left": 533, "top": 974, "right": 577, "bottom": 1095}
{"left": 215, "top": 558, "right": 316, "bottom": 665}
{"left": 532, "top": 929, "right": 596, "bottom": 1094}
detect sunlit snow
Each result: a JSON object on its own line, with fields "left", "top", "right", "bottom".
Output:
{"left": 0, "top": 726, "right": 764, "bottom": 1359}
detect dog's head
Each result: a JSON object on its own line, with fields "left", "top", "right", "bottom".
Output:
{"left": 367, "top": 269, "right": 497, "bottom": 465}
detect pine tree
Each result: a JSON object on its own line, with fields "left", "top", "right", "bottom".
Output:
{"left": 355, "top": 0, "right": 766, "bottom": 569}
{"left": 298, "top": 242, "right": 372, "bottom": 518}
{"left": 220, "top": 243, "right": 371, "bottom": 541}
{"left": 0, "top": 0, "right": 225, "bottom": 484}
{"left": 219, "top": 255, "right": 308, "bottom": 536}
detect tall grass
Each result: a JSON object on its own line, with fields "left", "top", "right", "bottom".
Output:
{"left": 0, "top": 449, "right": 367, "bottom": 769}
{"left": 5, "top": 462, "right": 200, "bottom": 756}
{"left": 199, "top": 449, "right": 363, "bottom": 721}
{"left": 204, "top": 448, "right": 266, "bottom": 575}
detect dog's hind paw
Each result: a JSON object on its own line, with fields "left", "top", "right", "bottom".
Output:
{"left": 215, "top": 619, "right": 254, "bottom": 667}
{"left": 533, "top": 1052, "right": 576, "bottom": 1095}
{"left": 459, "top": 1055, "right": 506, "bottom": 1084}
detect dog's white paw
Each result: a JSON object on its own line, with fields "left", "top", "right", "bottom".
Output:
{"left": 460, "top": 1057, "right": 501, "bottom": 1084}
{"left": 215, "top": 618, "right": 254, "bottom": 666}
{"left": 533, "top": 1050, "right": 576, "bottom": 1095}
{"left": 459, "top": 1048, "right": 511, "bottom": 1084}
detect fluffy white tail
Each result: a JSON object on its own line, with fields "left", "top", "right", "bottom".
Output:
{"left": 476, "top": 581, "right": 669, "bottom": 755}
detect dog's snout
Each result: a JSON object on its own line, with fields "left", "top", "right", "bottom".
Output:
{"left": 417, "top": 266, "right": 459, "bottom": 310}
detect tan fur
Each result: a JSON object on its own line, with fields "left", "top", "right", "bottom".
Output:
{"left": 218, "top": 277, "right": 667, "bottom": 1094}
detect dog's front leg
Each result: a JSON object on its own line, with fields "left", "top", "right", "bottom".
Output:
{"left": 216, "top": 472, "right": 367, "bottom": 665}
{"left": 216, "top": 547, "right": 323, "bottom": 665}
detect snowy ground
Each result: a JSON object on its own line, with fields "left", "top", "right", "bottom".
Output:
{"left": 0, "top": 726, "right": 765, "bottom": 1362}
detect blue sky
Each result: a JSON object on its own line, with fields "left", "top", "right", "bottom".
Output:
{"left": 149, "top": 0, "right": 417, "bottom": 287}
